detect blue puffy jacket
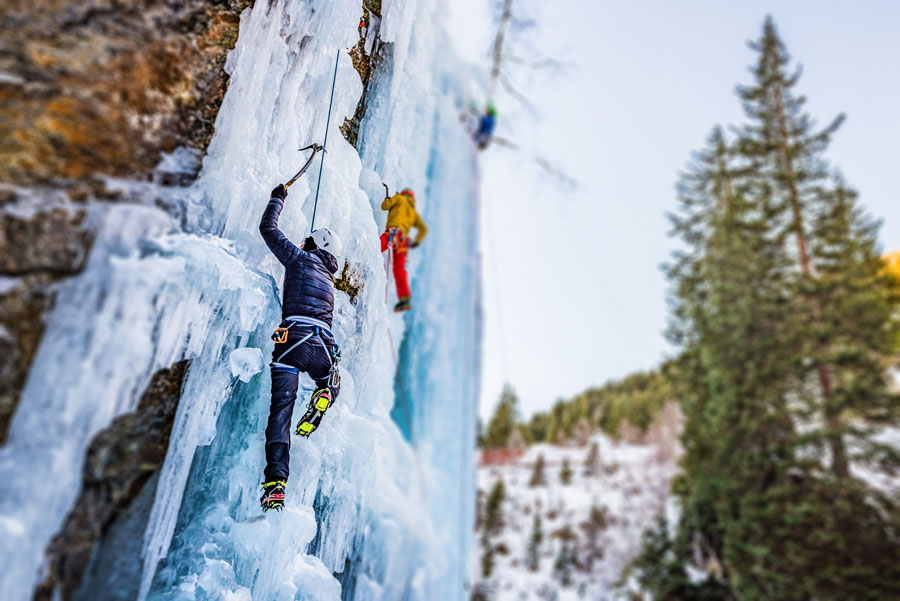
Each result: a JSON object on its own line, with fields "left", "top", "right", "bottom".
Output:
{"left": 259, "top": 195, "right": 339, "bottom": 325}
{"left": 477, "top": 113, "right": 496, "bottom": 137}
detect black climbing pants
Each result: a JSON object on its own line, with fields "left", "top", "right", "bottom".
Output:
{"left": 264, "top": 327, "right": 340, "bottom": 482}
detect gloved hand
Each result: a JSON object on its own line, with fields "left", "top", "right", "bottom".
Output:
{"left": 271, "top": 184, "right": 287, "bottom": 200}
{"left": 409, "top": 240, "right": 420, "bottom": 249}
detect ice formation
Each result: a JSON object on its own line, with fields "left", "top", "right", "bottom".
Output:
{"left": 230, "top": 348, "right": 266, "bottom": 383}
{"left": 0, "top": 0, "right": 480, "bottom": 599}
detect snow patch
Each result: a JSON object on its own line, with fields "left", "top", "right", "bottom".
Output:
{"left": 473, "top": 434, "right": 681, "bottom": 600}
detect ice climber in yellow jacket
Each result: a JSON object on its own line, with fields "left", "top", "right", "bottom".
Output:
{"left": 381, "top": 188, "right": 428, "bottom": 312}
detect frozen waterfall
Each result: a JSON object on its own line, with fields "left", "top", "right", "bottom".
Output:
{"left": 0, "top": 1, "right": 480, "bottom": 600}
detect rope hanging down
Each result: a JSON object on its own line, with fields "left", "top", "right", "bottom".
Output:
{"left": 310, "top": 49, "right": 341, "bottom": 232}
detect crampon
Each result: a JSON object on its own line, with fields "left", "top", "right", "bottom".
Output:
{"left": 260, "top": 480, "right": 286, "bottom": 512}
{"left": 295, "top": 388, "right": 331, "bottom": 437}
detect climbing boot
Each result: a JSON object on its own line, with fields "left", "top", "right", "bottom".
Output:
{"left": 295, "top": 388, "right": 331, "bottom": 437}
{"left": 394, "top": 297, "right": 412, "bottom": 313}
{"left": 260, "top": 479, "right": 286, "bottom": 512}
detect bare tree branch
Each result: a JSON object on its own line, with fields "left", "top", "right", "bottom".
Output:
{"left": 489, "top": 0, "right": 514, "bottom": 99}
{"left": 534, "top": 156, "right": 578, "bottom": 190}
{"left": 501, "top": 54, "right": 567, "bottom": 72}
{"left": 493, "top": 137, "right": 578, "bottom": 190}
{"left": 492, "top": 136, "right": 520, "bottom": 151}
{"left": 499, "top": 73, "right": 538, "bottom": 115}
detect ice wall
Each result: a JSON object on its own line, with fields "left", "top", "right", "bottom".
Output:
{"left": 0, "top": 0, "right": 480, "bottom": 600}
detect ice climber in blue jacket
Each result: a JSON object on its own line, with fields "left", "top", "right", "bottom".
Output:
{"left": 474, "top": 103, "right": 497, "bottom": 150}
{"left": 258, "top": 183, "right": 343, "bottom": 512}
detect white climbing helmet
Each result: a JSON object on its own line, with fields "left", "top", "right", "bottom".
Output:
{"left": 311, "top": 228, "right": 342, "bottom": 256}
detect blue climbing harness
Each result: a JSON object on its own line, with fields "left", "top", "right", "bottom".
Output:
{"left": 271, "top": 315, "right": 341, "bottom": 388}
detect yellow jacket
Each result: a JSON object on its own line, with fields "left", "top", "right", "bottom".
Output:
{"left": 382, "top": 193, "right": 428, "bottom": 243}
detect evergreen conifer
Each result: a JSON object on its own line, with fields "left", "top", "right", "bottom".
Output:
{"left": 529, "top": 453, "right": 546, "bottom": 487}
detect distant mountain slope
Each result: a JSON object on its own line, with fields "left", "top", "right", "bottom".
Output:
{"left": 472, "top": 425, "right": 680, "bottom": 601}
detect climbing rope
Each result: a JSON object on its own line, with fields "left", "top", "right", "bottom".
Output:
{"left": 310, "top": 48, "right": 341, "bottom": 232}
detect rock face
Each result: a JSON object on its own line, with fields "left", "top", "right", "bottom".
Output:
{"left": 341, "top": 1, "right": 384, "bottom": 147}
{"left": 0, "top": 188, "right": 93, "bottom": 442}
{"left": 0, "top": 205, "right": 91, "bottom": 274}
{"left": 0, "top": 273, "right": 58, "bottom": 444}
{"left": 0, "top": 0, "right": 251, "bottom": 441}
{"left": 0, "top": 0, "right": 251, "bottom": 184}
{"left": 32, "top": 360, "right": 189, "bottom": 601}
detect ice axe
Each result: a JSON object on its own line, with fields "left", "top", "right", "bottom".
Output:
{"left": 382, "top": 183, "right": 390, "bottom": 199}
{"left": 285, "top": 143, "right": 324, "bottom": 187}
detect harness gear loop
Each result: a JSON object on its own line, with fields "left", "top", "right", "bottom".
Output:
{"left": 272, "top": 316, "right": 341, "bottom": 386}
{"left": 387, "top": 227, "right": 406, "bottom": 251}
{"left": 275, "top": 329, "right": 316, "bottom": 364}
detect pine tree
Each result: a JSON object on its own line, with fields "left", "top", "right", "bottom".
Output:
{"left": 631, "top": 517, "right": 730, "bottom": 601}
{"left": 479, "top": 480, "right": 506, "bottom": 588}
{"left": 526, "top": 513, "right": 543, "bottom": 571}
{"left": 583, "top": 441, "right": 600, "bottom": 477}
{"left": 579, "top": 504, "right": 607, "bottom": 572}
{"left": 632, "top": 517, "right": 688, "bottom": 599}
{"left": 474, "top": 489, "right": 484, "bottom": 531}
{"left": 553, "top": 526, "right": 576, "bottom": 587}
{"left": 559, "top": 457, "right": 573, "bottom": 485}
{"left": 528, "top": 453, "right": 546, "bottom": 487}
{"left": 734, "top": 15, "right": 849, "bottom": 474}
{"left": 480, "top": 528, "right": 495, "bottom": 578}
{"left": 668, "top": 122, "right": 806, "bottom": 600}
{"left": 733, "top": 16, "right": 900, "bottom": 479}
{"left": 483, "top": 384, "right": 520, "bottom": 449}
{"left": 668, "top": 120, "right": 798, "bottom": 531}
{"left": 803, "top": 180, "right": 900, "bottom": 470}
{"left": 484, "top": 478, "right": 506, "bottom": 535}
{"left": 665, "top": 16, "right": 900, "bottom": 601}
{"left": 545, "top": 402, "right": 563, "bottom": 444}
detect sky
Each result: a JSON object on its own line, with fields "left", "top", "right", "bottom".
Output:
{"left": 445, "top": 0, "right": 900, "bottom": 420}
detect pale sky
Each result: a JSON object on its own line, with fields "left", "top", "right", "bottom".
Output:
{"left": 446, "top": 0, "right": 900, "bottom": 419}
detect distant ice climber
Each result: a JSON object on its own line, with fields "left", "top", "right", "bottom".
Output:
{"left": 258, "top": 183, "right": 343, "bottom": 512}
{"left": 381, "top": 188, "right": 428, "bottom": 312}
{"left": 474, "top": 103, "right": 497, "bottom": 150}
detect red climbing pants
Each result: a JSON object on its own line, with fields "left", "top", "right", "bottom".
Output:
{"left": 381, "top": 228, "right": 410, "bottom": 300}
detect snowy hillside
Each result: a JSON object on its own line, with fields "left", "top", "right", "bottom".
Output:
{"left": 0, "top": 1, "right": 479, "bottom": 600}
{"left": 472, "top": 435, "right": 680, "bottom": 601}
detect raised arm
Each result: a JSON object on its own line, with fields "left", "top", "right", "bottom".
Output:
{"left": 381, "top": 194, "right": 400, "bottom": 211}
{"left": 259, "top": 184, "right": 302, "bottom": 265}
